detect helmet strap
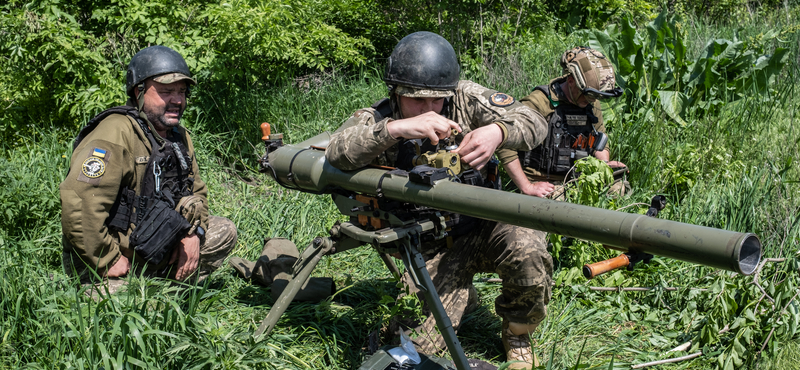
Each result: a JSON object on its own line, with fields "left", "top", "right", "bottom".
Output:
{"left": 391, "top": 92, "right": 404, "bottom": 119}
{"left": 136, "top": 82, "right": 146, "bottom": 112}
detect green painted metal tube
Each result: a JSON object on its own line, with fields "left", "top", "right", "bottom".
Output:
{"left": 265, "top": 133, "right": 761, "bottom": 275}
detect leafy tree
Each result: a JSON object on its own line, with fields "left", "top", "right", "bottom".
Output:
{"left": 0, "top": 0, "right": 372, "bottom": 143}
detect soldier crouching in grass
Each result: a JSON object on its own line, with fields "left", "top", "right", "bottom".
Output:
{"left": 325, "top": 31, "right": 551, "bottom": 369}
{"left": 497, "top": 47, "right": 630, "bottom": 200}
{"left": 59, "top": 46, "right": 237, "bottom": 296}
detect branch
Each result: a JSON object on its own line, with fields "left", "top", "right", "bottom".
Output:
{"left": 475, "top": 278, "right": 708, "bottom": 292}
{"left": 615, "top": 202, "right": 651, "bottom": 212}
{"left": 753, "top": 258, "right": 786, "bottom": 304}
{"left": 631, "top": 352, "right": 702, "bottom": 369}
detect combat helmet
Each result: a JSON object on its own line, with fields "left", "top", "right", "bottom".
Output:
{"left": 384, "top": 32, "right": 460, "bottom": 98}
{"left": 126, "top": 45, "right": 196, "bottom": 99}
{"left": 560, "top": 47, "right": 622, "bottom": 99}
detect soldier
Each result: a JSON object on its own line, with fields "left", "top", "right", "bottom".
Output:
{"left": 497, "top": 47, "right": 628, "bottom": 199}
{"left": 60, "top": 45, "right": 237, "bottom": 295}
{"left": 326, "top": 31, "right": 550, "bottom": 369}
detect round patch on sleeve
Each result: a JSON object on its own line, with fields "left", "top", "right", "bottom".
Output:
{"left": 81, "top": 157, "right": 106, "bottom": 178}
{"left": 490, "top": 92, "right": 515, "bottom": 107}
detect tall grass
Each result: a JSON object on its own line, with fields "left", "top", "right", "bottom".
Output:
{"left": 2, "top": 12, "right": 800, "bottom": 370}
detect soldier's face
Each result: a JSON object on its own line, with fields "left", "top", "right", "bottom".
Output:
{"left": 565, "top": 77, "right": 594, "bottom": 108}
{"left": 140, "top": 80, "right": 188, "bottom": 131}
{"left": 398, "top": 96, "right": 445, "bottom": 118}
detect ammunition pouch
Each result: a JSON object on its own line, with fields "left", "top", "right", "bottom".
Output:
{"left": 130, "top": 197, "right": 192, "bottom": 265}
{"left": 107, "top": 188, "right": 136, "bottom": 232}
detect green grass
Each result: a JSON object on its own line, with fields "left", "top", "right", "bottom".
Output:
{"left": 2, "top": 12, "right": 800, "bottom": 370}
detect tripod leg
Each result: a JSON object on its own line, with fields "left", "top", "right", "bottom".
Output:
{"left": 379, "top": 253, "right": 402, "bottom": 280}
{"left": 255, "top": 237, "right": 333, "bottom": 339}
{"left": 400, "top": 235, "right": 470, "bottom": 370}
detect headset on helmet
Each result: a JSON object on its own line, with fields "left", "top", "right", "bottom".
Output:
{"left": 384, "top": 32, "right": 459, "bottom": 98}
{"left": 560, "top": 47, "right": 622, "bottom": 99}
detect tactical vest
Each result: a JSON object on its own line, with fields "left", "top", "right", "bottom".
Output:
{"left": 73, "top": 106, "right": 195, "bottom": 232}
{"left": 520, "top": 86, "right": 601, "bottom": 176}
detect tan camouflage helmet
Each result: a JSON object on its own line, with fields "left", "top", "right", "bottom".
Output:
{"left": 152, "top": 72, "right": 196, "bottom": 86}
{"left": 394, "top": 85, "right": 455, "bottom": 98}
{"left": 560, "top": 47, "right": 622, "bottom": 98}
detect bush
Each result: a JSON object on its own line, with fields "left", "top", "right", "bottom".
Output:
{"left": 0, "top": 0, "right": 373, "bottom": 143}
{"left": 581, "top": 10, "right": 791, "bottom": 126}
{"left": 669, "top": 0, "right": 800, "bottom": 24}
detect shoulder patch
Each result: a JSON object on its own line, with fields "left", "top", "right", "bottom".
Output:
{"left": 489, "top": 92, "right": 515, "bottom": 107}
{"left": 81, "top": 157, "right": 106, "bottom": 178}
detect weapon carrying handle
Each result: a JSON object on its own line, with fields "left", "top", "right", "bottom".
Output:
{"left": 583, "top": 254, "right": 630, "bottom": 279}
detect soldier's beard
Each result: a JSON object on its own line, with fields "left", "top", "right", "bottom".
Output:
{"left": 144, "top": 103, "right": 184, "bottom": 130}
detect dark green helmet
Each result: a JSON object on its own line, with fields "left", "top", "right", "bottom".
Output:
{"left": 384, "top": 32, "right": 459, "bottom": 95}
{"left": 126, "top": 45, "right": 196, "bottom": 98}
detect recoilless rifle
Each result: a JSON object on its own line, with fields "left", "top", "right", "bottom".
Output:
{"left": 254, "top": 123, "right": 762, "bottom": 370}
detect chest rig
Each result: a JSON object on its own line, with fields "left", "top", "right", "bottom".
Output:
{"left": 74, "top": 106, "right": 195, "bottom": 232}
{"left": 520, "top": 86, "right": 607, "bottom": 176}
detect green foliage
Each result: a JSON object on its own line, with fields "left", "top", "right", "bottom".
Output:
{"left": 550, "top": 0, "right": 654, "bottom": 31}
{"left": 669, "top": 0, "right": 800, "bottom": 24}
{"left": 582, "top": 10, "right": 791, "bottom": 125}
{"left": 0, "top": 0, "right": 372, "bottom": 143}
{"left": 3, "top": 4, "right": 800, "bottom": 370}
{"left": 571, "top": 156, "right": 615, "bottom": 207}
{"left": 0, "top": 131, "right": 69, "bottom": 241}
{"left": 0, "top": 0, "right": 662, "bottom": 144}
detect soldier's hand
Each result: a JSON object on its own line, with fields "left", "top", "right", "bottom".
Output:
{"left": 452, "top": 124, "right": 503, "bottom": 170}
{"left": 387, "top": 111, "right": 461, "bottom": 144}
{"left": 607, "top": 160, "right": 626, "bottom": 169}
{"left": 521, "top": 181, "right": 556, "bottom": 198}
{"left": 106, "top": 254, "right": 130, "bottom": 278}
{"left": 171, "top": 234, "right": 200, "bottom": 281}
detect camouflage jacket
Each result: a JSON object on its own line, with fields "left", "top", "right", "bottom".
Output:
{"left": 326, "top": 80, "right": 547, "bottom": 170}
{"left": 496, "top": 76, "right": 606, "bottom": 180}
{"left": 59, "top": 109, "right": 208, "bottom": 273}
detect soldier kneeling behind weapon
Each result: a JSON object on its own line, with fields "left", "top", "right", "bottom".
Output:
{"left": 497, "top": 46, "right": 630, "bottom": 200}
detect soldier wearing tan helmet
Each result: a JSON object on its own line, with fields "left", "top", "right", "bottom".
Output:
{"left": 497, "top": 47, "right": 629, "bottom": 199}
{"left": 60, "top": 46, "right": 237, "bottom": 296}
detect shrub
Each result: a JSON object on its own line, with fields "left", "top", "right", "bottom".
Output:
{"left": 0, "top": 0, "right": 372, "bottom": 143}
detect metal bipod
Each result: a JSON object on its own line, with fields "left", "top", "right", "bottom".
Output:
{"left": 399, "top": 232, "right": 470, "bottom": 370}
{"left": 254, "top": 221, "right": 470, "bottom": 370}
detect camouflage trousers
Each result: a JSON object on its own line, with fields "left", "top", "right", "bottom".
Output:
{"left": 398, "top": 220, "right": 552, "bottom": 355}
{"left": 64, "top": 215, "right": 237, "bottom": 295}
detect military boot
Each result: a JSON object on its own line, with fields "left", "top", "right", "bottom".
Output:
{"left": 502, "top": 321, "right": 540, "bottom": 369}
